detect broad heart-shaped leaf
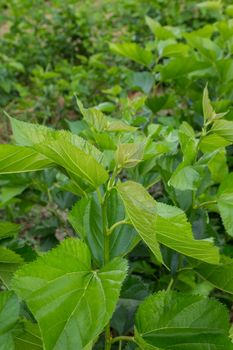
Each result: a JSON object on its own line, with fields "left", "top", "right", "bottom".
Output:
{"left": 34, "top": 140, "right": 108, "bottom": 189}
{"left": 0, "top": 247, "right": 24, "bottom": 287}
{"left": 217, "top": 173, "right": 233, "bottom": 236}
{"left": 10, "top": 117, "right": 103, "bottom": 163}
{"left": 0, "top": 145, "right": 52, "bottom": 174}
{"left": 117, "top": 181, "right": 219, "bottom": 264}
{"left": 191, "top": 255, "right": 233, "bottom": 295}
{"left": 12, "top": 238, "right": 128, "bottom": 350}
{"left": 0, "top": 291, "right": 20, "bottom": 350}
{"left": 0, "top": 221, "right": 20, "bottom": 240}
{"left": 135, "top": 291, "right": 233, "bottom": 349}
{"left": 109, "top": 42, "right": 153, "bottom": 66}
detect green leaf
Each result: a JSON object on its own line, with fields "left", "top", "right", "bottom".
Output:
{"left": 69, "top": 193, "right": 138, "bottom": 266}
{"left": 109, "top": 42, "right": 153, "bottom": 66}
{"left": 192, "top": 255, "right": 233, "bottom": 295}
{"left": 0, "top": 247, "right": 24, "bottom": 287}
{"left": 0, "top": 145, "right": 52, "bottom": 174}
{"left": 34, "top": 140, "right": 108, "bottom": 189}
{"left": 162, "top": 43, "right": 189, "bottom": 57}
{"left": 12, "top": 238, "right": 128, "bottom": 350}
{"left": 199, "top": 133, "right": 231, "bottom": 153}
{"left": 117, "top": 181, "right": 219, "bottom": 264}
{"left": 117, "top": 181, "right": 163, "bottom": 264}
{"left": 116, "top": 143, "right": 144, "bottom": 169}
{"left": 135, "top": 290, "right": 233, "bottom": 349}
{"left": 145, "top": 16, "right": 176, "bottom": 40}
{"left": 202, "top": 85, "right": 215, "bottom": 122}
{"left": 160, "top": 57, "right": 209, "bottom": 80}
{"left": 184, "top": 33, "right": 222, "bottom": 60}
{"left": 217, "top": 173, "right": 233, "bottom": 236}
{"left": 169, "top": 165, "right": 200, "bottom": 191}
{"left": 0, "top": 221, "right": 20, "bottom": 240}
{"left": 208, "top": 149, "right": 228, "bottom": 183}
{"left": 0, "top": 291, "right": 20, "bottom": 350}
{"left": 210, "top": 119, "right": 233, "bottom": 143}
{"left": 10, "top": 117, "right": 103, "bottom": 163}
{"left": 178, "top": 122, "right": 197, "bottom": 164}
{"left": 13, "top": 320, "right": 43, "bottom": 350}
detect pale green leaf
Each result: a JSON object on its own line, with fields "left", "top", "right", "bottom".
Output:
{"left": 178, "top": 122, "right": 197, "bottom": 164}
{"left": 117, "top": 181, "right": 219, "bottom": 264}
{"left": 208, "top": 149, "right": 228, "bottom": 183}
{"left": 0, "top": 145, "right": 52, "bottom": 174}
{"left": 199, "top": 133, "right": 231, "bottom": 153}
{"left": 211, "top": 119, "right": 233, "bottom": 143}
{"left": 34, "top": 140, "right": 108, "bottom": 188}
{"left": 202, "top": 85, "right": 215, "bottom": 122}
{"left": 116, "top": 143, "right": 144, "bottom": 169}
{"left": 109, "top": 42, "right": 153, "bottom": 66}
{"left": 135, "top": 290, "right": 233, "bottom": 349}
{"left": 169, "top": 165, "right": 200, "bottom": 191}
{"left": 12, "top": 238, "right": 127, "bottom": 350}
{"left": 10, "top": 117, "right": 103, "bottom": 163}
{"left": 117, "top": 181, "right": 163, "bottom": 264}
{"left": 145, "top": 16, "right": 176, "bottom": 40}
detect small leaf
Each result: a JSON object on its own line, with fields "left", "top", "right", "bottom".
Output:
{"left": 203, "top": 85, "right": 215, "bottom": 122}
{"left": 116, "top": 143, "right": 144, "bottom": 169}
{"left": 135, "top": 290, "right": 233, "bottom": 349}
{"left": 109, "top": 42, "right": 153, "bottom": 66}
{"left": 12, "top": 238, "right": 128, "bottom": 350}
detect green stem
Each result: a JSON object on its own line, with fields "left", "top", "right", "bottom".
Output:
{"left": 166, "top": 278, "right": 174, "bottom": 292}
{"left": 107, "top": 219, "right": 129, "bottom": 236}
{"left": 110, "top": 336, "right": 135, "bottom": 345}
{"left": 103, "top": 168, "right": 119, "bottom": 350}
{"left": 102, "top": 192, "right": 111, "bottom": 350}
{"left": 198, "top": 200, "right": 217, "bottom": 208}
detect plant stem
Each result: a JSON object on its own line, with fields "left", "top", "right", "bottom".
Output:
{"left": 107, "top": 219, "right": 129, "bottom": 235}
{"left": 110, "top": 336, "right": 135, "bottom": 345}
{"left": 102, "top": 192, "right": 112, "bottom": 350}
{"left": 102, "top": 168, "right": 119, "bottom": 350}
{"left": 166, "top": 277, "right": 174, "bottom": 292}
{"left": 198, "top": 200, "right": 217, "bottom": 208}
